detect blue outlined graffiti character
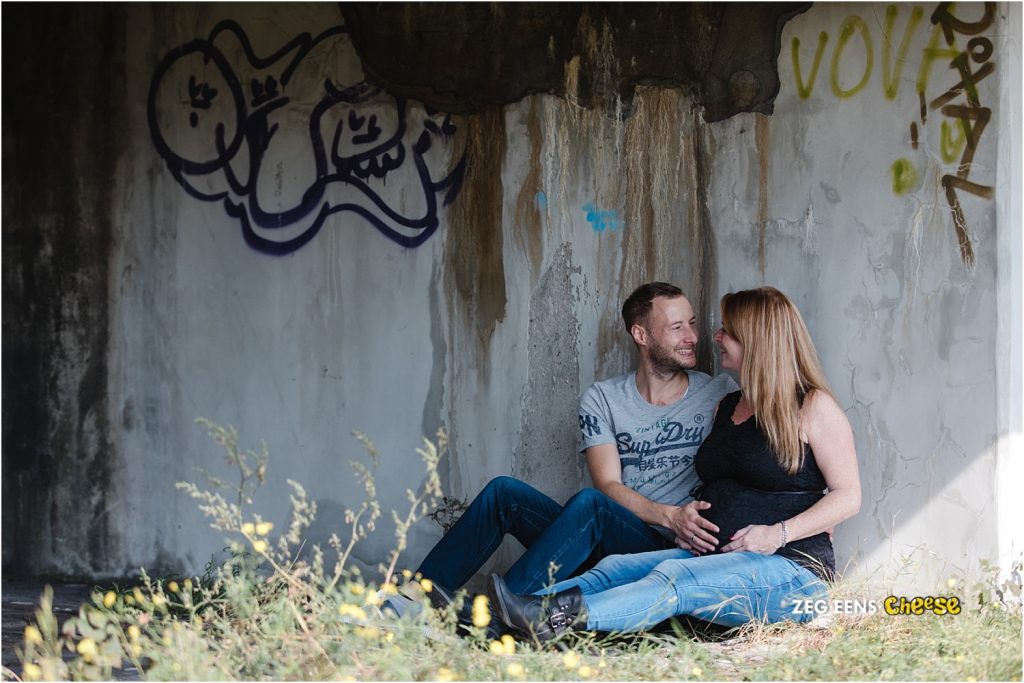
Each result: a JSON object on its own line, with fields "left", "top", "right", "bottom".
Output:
{"left": 148, "top": 20, "right": 466, "bottom": 254}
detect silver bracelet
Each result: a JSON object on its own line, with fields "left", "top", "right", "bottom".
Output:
{"left": 780, "top": 520, "right": 789, "bottom": 547}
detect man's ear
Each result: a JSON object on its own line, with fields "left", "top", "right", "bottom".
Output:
{"left": 631, "top": 323, "right": 648, "bottom": 348}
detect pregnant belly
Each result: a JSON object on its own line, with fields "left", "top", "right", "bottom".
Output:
{"left": 697, "top": 479, "right": 822, "bottom": 550}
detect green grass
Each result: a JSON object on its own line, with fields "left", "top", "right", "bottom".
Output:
{"left": 5, "top": 422, "right": 1021, "bottom": 681}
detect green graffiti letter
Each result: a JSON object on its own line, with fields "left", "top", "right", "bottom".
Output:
{"left": 917, "top": 23, "right": 960, "bottom": 94}
{"left": 891, "top": 158, "right": 918, "bottom": 194}
{"left": 940, "top": 118, "right": 968, "bottom": 163}
{"left": 792, "top": 32, "right": 829, "bottom": 99}
{"left": 883, "top": 5, "right": 924, "bottom": 99}
{"left": 831, "top": 16, "right": 874, "bottom": 99}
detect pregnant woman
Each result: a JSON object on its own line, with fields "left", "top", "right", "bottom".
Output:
{"left": 489, "top": 287, "right": 861, "bottom": 640}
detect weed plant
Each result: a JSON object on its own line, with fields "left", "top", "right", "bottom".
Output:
{"left": 6, "top": 421, "right": 1023, "bottom": 681}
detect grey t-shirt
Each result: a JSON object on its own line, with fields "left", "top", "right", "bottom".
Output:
{"left": 578, "top": 371, "right": 739, "bottom": 534}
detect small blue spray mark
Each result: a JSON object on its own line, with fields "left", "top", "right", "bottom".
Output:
{"left": 535, "top": 191, "right": 548, "bottom": 210}
{"left": 582, "top": 203, "right": 621, "bottom": 232}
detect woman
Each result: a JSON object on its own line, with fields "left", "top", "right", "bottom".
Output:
{"left": 489, "top": 287, "right": 861, "bottom": 640}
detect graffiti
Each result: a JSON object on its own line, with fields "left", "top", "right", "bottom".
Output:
{"left": 830, "top": 16, "right": 873, "bottom": 99}
{"left": 890, "top": 158, "right": 918, "bottom": 195}
{"left": 792, "top": 3, "right": 996, "bottom": 267}
{"left": 148, "top": 21, "right": 466, "bottom": 254}
{"left": 582, "top": 203, "right": 621, "bottom": 232}
{"left": 535, "top": 191, "right": 548, "bottom": 210}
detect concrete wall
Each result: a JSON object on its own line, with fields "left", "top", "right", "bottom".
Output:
{"left": 3, "top": 2, "right": 1020, "bottom": 593}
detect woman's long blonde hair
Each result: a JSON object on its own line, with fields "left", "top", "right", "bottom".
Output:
{"left": 721, "top": 287, "right": 833, "bottom": 474}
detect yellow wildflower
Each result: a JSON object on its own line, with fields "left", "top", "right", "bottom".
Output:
{"left": 598, "top": 659, "right": 607, "bottom": 668}
{"left": 947, "top": 577, "right": 957, "bottom": 589}
{"left": 152, "top": 594, "right": 166, "bottom": 609}
{"left": 125, "top": 594, "right": 135, "bottom": 606}
{"left": 562, "top": 651, "right": 580, "bottom": 670}
{"left": 255, "top": 521, "right": 274, "bottom": 536}
{"left": 350, "top": 583, "right": 365, "bottom": 595}
{"left": 500, "top": 634, "right": 516, "bottom": 655}
{"left": 102, "top": 591, "right": 117, "bottom": 608}
{"left": 691, "top": 666, "right": 704, "bottom": 677}
{"left": 167, "top": 581, "right": 179, "bottom": 593}
{"left": 241, "top": 522, "right": 255, "bottom": 536}
{"left": 420, "top": 578, "right": 434, "bottom": 593}
{"left": 127, "top": 625, "right": 140, "bottom": 641}
{"left": 384, "top": 631, "right": 394, "bottom": 642}
{"left": 489, "top": 640, "right": 506, "bottom": 655}
{"left": 77, "top": 637, "right": 98, "bottom": 662}
{"left": 472, "top": 594, "right": 491, "bottom": 628}
{"left": 133, "top": 587, "right": 145, "bottom": 604}
{"left": 364, "top": 592, "right": 381, "bottom": 607}
{"left": 506, "top": 662, "right": 525, "bottom": 678}
{"left": 183, "top": 578, "right": 193, "bottom": 591}
{"left": 578, "top": 665, "right": 594, "bottom": 678}
{"left": 130, "top": 643, "right": 142, "bottom": 658}
{"left": 339, "top": 603, "right": 368, "bottom": 620}
{"left": 252, "top": 539, "right": 268, "bottom": 554}
{"left": 437, "top": 667, "right": 456, "bottom": 681}
{"left": 402, "top": 569, "right": 412, "bottom": 579}
{"left": 22, "top": 663, "right": 42, "bottom": 681}
{"left": 24, "top": 625, "right": 43, "bottom": 645}
{"left": 381, "top": 582, "right": 398, "bottom": 595}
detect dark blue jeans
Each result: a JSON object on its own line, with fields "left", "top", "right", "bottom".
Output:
{"left": 416, "top": 476, "right": 675, "bottom": 594}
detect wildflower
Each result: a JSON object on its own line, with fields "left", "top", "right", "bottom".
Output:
{"left": 599, "top": 659, "right": 607, "bottom": 668}
{"left": 562, "top": 651, "right": 580, "bottom": 670}
{"left": 955, "top": 654, "right": 965, "bottom": 662}
{"left": 506, "top": 662, "right": 525, "bottom": 678}
{"left": 364, "top": 592, "right": 381, "bottom": 607}
{"left": 356, "top": 626, "right": 382, "bottom": 639}
{"left": 402, "top": 569, "right": 412, "bottom": 579}
{"left": 193, "top": 615, "right": 204, "bottom": 628}
{"left": 125, "top": 595, "right": 136, "bottom": 606}
{"left": 22, "top": 663, "right": 42, "bottom": 681}
{"left": 381, "top": 582, "right": 398, "bottom": 595}
{"left": 420, "top": 578, "right": 434, "bottom": 593}
{"left": 472, "top": 594, "right": 491, "bottom": 628}
{"left": 339, "top": 603, "right": 368, "bottom": 620}
{"left": 691, "top": 666, "right": 704, "bottom": 677}
{"left": 77, "top": 637, "right": 98, "bottom": 662}
{"left": 350, "top": 583, "right": 365, "bottom": 596}
{"left": 255, "top": 521, "right": 274, "bottom": 536}
{"left": 579, "top": 665, "right": 594, "bottom": 678}
{"left": 133, "top": 587, "right": 145, "bottom": 605}
{"left": 152, "top": 594, "right": 166, "bottom": 609}
{"left": 130, "top": 643, "right": 142, "bottom": 658}
{"left": 167, "top": 581, "right": 179, "bottom": 593}
{"left": 489, "top": 640, "right": 506, "bottom": 655}
{"left": 241, "top": 523, "right": 255, "bottom": 536}
{"left": 127, "top": 625, "right": 140, "bottom": 641}
{"left": 947, "top": 577, "right": 957, "bottom": 589}
{"left": 24, "top": 625, "right": 43, "bottom": 645}
{"left": 252, "top": 539, "right": 268, "bottom": 554}
{"left": 437, "top": 666, "right": 456, "bottom": 681}
{"left": 103, "top": 591, "right": 117, "bottom": 608}
{"left": 500, "top": 634, "right": 516, "bottom": 655}
{"left": 183, "top": 578, "right": 193, "bottom": 591}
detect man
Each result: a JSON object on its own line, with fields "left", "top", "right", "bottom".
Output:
{"left": 416, "top": 282, "right": 738, "bottom": 596}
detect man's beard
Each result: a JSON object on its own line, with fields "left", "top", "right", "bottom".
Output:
{"left": 648, "top": 336, "right": 693, "bottom": 375}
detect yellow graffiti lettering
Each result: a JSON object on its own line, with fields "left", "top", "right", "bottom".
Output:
{"left": 917, "top": 23, "right": 960, "bottom": 94}
{"left": 891, "top": 158, "right": 918, "bottom": 195}
{"left": 831, "top": 16, "right": 873, "bottom": 98}
{"left": 940, "top": 118, "right": 968, "bottom": 163}
{"left": 792, "top": 32, "right": 829, "bottom": 99}
{"left": 882, "top": 4, "right": 924, "bottom": 100}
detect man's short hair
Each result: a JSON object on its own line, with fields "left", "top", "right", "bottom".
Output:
{"left": 621, "top": 282, "right": 685, "bottom": 334}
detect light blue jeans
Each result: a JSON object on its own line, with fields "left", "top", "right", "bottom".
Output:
{"left": 537, "top": 548, "right": 828, "bottom": 631}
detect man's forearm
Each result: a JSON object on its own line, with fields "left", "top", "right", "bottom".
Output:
{"left": 595, "top": 480, "right": 672, "bottom": 528}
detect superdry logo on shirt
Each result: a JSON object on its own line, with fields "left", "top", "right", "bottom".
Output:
{"left": 616, "top": 422, "right": 705, "bottom": 459}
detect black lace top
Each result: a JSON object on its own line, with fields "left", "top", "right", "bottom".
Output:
{"left": 692, "top": 391, "right": 835, "bottom": 580}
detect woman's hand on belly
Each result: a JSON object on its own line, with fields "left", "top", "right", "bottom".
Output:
{"left": 720, "top": 523, "right": 784, "bottom": 554}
